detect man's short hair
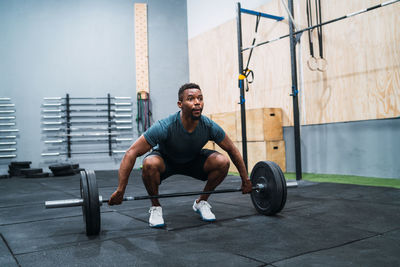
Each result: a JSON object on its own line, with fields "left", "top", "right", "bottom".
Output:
{"left": 178, "top": 83, "right": 201, "bottom": 101}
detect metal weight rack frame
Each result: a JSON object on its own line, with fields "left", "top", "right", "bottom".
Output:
{"left": 0, "top": 98, "right": 19, "bottom": 159}
{"left": 41, "top": 94, "right": 133, "bottom": 158}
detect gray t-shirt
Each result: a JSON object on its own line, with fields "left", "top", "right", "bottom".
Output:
{"left": 143, "top": 111, "right": 225, "bottom": 164}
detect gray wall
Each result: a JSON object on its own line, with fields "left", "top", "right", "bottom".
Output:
{"left": 0, "top": 0, "right": 188, "bottom": 173}
{"left": 284, "top": 118, "right": 400, "bottom": 179}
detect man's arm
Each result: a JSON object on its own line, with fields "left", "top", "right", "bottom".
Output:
{"left": 109, "top": 135, "right": 152, "bottom": 205}
{"left": 216, "top": 135, "right": 253, "bottom": 193}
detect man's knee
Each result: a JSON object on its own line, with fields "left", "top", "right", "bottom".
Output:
{"left": 142, "top": 156, "right": 164, "bottom": 178}
{"left": 206, "top": 152, "right": 230, "bottom": 173}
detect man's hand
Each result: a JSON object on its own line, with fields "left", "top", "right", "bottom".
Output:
{"left": 108, "top": 190, "right": 125, "bottom": 205}
{"left": 241, "top": 179, "right": 253, "bottom": 194}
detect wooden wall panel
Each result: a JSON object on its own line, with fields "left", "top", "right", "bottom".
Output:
{"left": 189, "top": 0, "right": 400, "bottom": 126}
{"left": 134, "top": 3, "right": 149, "bottom": 96}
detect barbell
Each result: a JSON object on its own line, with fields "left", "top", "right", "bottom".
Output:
{"left": 45, "top": 161, "right": 294, "bottom": 236}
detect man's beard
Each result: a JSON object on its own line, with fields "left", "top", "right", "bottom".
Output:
{"left": 191, "top": 114, "right": 201, "bottom": 120}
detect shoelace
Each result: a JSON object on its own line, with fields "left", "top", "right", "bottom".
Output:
{"left": 149, "top": 207, "right": 162, "bottom": 215}
{"left": 198, "top": 201, "right": 212, "bottom": 210}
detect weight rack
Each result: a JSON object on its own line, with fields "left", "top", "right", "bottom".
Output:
{"left": 41, "top": 94, "right": 133, "bottom": 158}
{"left": 0, "top": 98, "right": 18, "bottom": 159}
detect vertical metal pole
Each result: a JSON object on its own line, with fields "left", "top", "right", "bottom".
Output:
{"left": 236, "top": 2, "right": 248, "bottom": 170}
{"left": 288, "top": 0, "right": 302, "bottom": 180}
{"left": 66, "top": 94, "right": 71, "bottom": 158}
{"left": 107, "top": 93, "right": 112, "bottom": 156}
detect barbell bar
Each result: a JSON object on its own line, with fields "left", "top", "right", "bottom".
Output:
{"left": 43, "top": 126, "right": 132, "bottom": 131}
{"left": 43, "top": 102, "right": 132, "bottom": 107}
{"left": 41, "top": 150, "right": 126, "bottom": 156}
{"left": 44, "top": 97, "right": 131, "bottom": 100}
{"left": 0, "top": 154, "right": 16, "bottom": 158}
{"left": 43, "top": 108, "right": 132, "bottom": 113}
{"left": 45, "top": 161, "right": 293, "bottom": 236}
{"left": 44, "top": 137, "right": 132, "bottom": 144}
{"left": 42, "top": 120, "right": 133, "bottom": 125}
{"left": 42, "top": 114, "right": 132, "bottom": 119}
{"left": 0, "top": 135, "right": 17, "bottom": 139}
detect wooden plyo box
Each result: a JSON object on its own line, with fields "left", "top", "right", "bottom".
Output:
{"left": 203, "top": 141, "right": 215, "bottom": 150}
{"left": 237, "top": 140, "right": 286, "bottom": 173}
{"left": 213, "top": 142, "right": 241, "bottom": 174}
{"left": 210, "top": 112, "right": 237, "bottom": 142}
{"left": 236, "top": 108, "right": 283, "bottom": 142}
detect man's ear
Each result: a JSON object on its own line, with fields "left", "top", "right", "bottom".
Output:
{"left": 177, "top": 100, "right": 182, "bottom": 109}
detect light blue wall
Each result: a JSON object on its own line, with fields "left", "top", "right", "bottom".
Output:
{"left": 0, "top": 0, "right": 188, "bottom": 173}
{"left": 284, "top": 118, "right": 400, "bottom": 179}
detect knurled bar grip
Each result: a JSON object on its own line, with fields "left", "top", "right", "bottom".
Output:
{"left": 45, "top": 186, "right": 262, "bottom": 209}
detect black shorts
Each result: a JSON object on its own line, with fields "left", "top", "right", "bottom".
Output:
{"left": 144, "top": 149, "right": 217, "bottom": 182}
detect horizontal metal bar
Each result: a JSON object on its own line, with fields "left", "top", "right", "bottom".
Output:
{"left": 240, "top": 8, "right": 284, "bottom": 21}
{"left": 0, "top": 142, "right": 16, "bottom": 145}
{"left": 0, "top": 136, "right": 17, "bottom": 139}
{"left": 0, "top": 129, "right": 19, "bottom": 133}
{"left": 286, "top": 181, "right": 298, "bottom": 188}
{"left": 0, "top": 110, "right": 15, "bottom": 113}
{"left": 102, "top": 185, "right": 261, "bottom": 202}
{"left": 0, "top": 98, "right": 11, "bottom": 101}
{"left": 43, "top": 103, "right": 131, "bottom": 107}
{"left": 44, "top": 96, "right": 131, "bottom": 100}
{"left": 42, "top": 120, "right": 132, "bottom": 125}
{"left": 43, "top": 126, "right": 133, "bottom": 131}
{"left": 47, "top": 132, "right": 119, "bottom": 137}
{"left": 45, "top": 198, "right": 84, "bottom": 208}
{"left": 42, "top": 114, "right": 132, "bottom": 119}
{"left": 242, "top": 0, "right": 400, "bottom": 51}
{"left": 0, "top": 154, "right": 16, "bottom": 158}
{"left": 0, "top": 123, "right": 15, "bottom": 126}
{"left": 41, "top": 150, "right": 126, "bottom": 156}
{"left": 44, "top": 137, "right": 132, "bottom": 144}
{"left": 0, "top": 116, "right": 15, "bottom": 120}
{"left": 0, "top": 104, "right": 14, "bottom": 107}
{"left": 0, "top": 148, "right": 16, "bottom": 152}
{"left": 43, "top": 108, "right": 132, "bottom": 113}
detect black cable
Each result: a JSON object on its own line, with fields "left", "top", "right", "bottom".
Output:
{"left": 306, "top": 0, "right": 314, "bottom": 58}
{"left": 245, "top": 15, "right": 261, "bottom": 71}
{"left": 315, "top": 0, "right": 323, "bottom": 58}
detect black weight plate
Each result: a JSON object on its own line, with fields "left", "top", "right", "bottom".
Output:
{"left": 10, "top": 161, "right": 32, "bottom": 167}
{"left": 71, "top": 164, "right": 79, "bottom": 169}
{"left": 250, "top": 161, "right": 284, "bottom": 215}
{"left": 51, "top": 168, "right": 76, "bottom": 176}
{"left": 85, "top": 170, "right": 101, "bottom": 236}
{"left": 268, "top": 161, "right": 287, "bottom": 213}
{"left": 20, "top": 168, "right": 43, "bottom": 175}
{"left": 80, "top": 170, "right": 91, "bottom": 236}
{"left": 49, "top": 164, "right": 72, "bottom": 171}
{"left": 9, "top": 164, "right": 30, "bottom": 170}
{"left": 26, "top": 172, "right": 50, "bottom": 178}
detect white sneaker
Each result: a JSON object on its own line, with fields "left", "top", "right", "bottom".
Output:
{"left": 192, "top": 200, "right": 216, "bottom": 221}
{"left": 149, "top": 206, "right": 165, "bottom": 228}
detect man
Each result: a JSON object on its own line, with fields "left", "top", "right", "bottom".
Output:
{"left": 109, "top": 83, "right": 252, "bottom": 227}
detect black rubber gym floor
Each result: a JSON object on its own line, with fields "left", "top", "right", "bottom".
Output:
{"left": 1, "top": 170, "right": 399, "bottom": 266}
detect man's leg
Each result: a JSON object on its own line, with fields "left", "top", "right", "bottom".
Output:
{"left": 197, "top": 152, "right": 229, "bottom": 202}
{"left": 142, "top": 155, "right": 165, "bottom": 207}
